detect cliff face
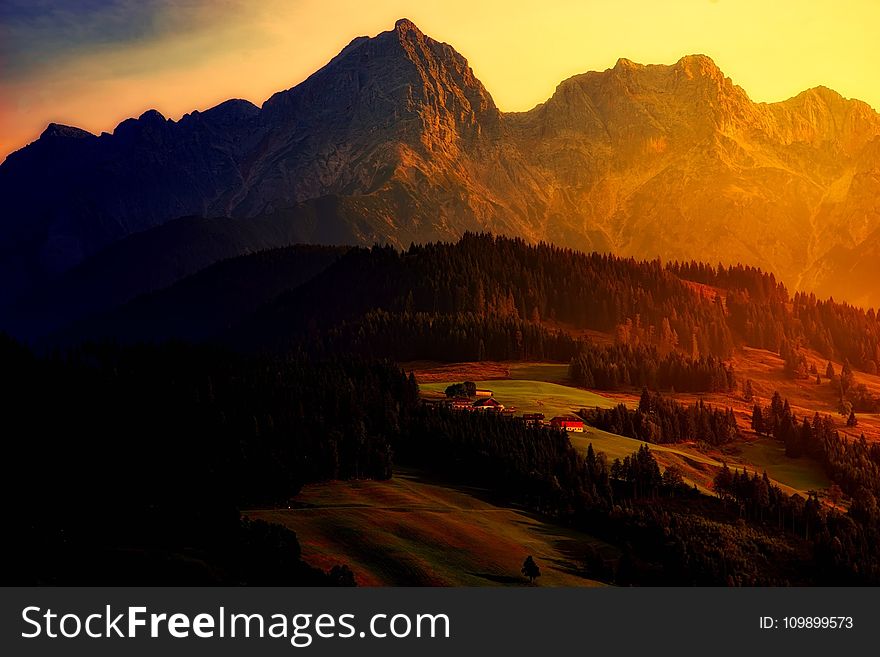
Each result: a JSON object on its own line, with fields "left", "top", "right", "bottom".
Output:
{"left": 233, "top": 18, "right": 552, "bottom": 247}
{"left": 0, "top": 18, "right": 555, "bottom": 308}
{"left": 3, "top": 18, "right": 880, "bottom": 315}
{"left": 507, "top": 56, "right": 880, "bottom": 292}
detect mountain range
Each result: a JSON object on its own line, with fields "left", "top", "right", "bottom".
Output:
{"left": 3, "top": 17, "right": 880, "bottom": 337}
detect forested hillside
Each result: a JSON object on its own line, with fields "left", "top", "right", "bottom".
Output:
{"left": 62, "top": 244, "right": 345, "bottom": 343}
{"left": 669, "top": 259, "right": 880, "bottom": 371}
{"left": 63, "top": 232, "right": 880, "bottom": 402}
{"left": 2, "top": 337, "right": 413, "bottom": 584}
{"left": 235, "top": 234, "right": 735, "bottom": 359}
{"left": 223, "top": 234, "right": 880, "bottom": 391}
{"left": 7, "top": 333, "right": 880, "bottom": 586}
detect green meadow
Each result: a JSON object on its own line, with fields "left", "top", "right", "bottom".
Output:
{"left": 737, "top": 439, "right": 831, "bottom": 493}
{"left": 420, "top": 378, "right": 617, "bottom": 417}
{"left": 421, "top": 366, "right": 831, "bottom": 497}
{"left": 248, "top": 471, "right": 613, "bottom": 586}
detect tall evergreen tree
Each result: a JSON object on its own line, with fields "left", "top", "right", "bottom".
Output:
{"left": 521, "top": 556, "right": 541, "bottom": 584}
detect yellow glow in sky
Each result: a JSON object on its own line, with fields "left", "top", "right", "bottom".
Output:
{"left": 2, "top": 0, "right": 879, "bottom": 160}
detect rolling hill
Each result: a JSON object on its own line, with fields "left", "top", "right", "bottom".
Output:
{"left": 249, "top": 471, "right": 612, "bottom": 587}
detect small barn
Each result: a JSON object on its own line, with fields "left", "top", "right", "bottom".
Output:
{"left": 550, "top": 415, "right": 585, "bottom": 432}
{"left": 451, "top": 397, "right": 473, "bottom": 411}
{"left": 522, "top": 413, "right": 545, "bottom": 427}
{"left": 472, "top": 398, "right": 504, "bottom": 412}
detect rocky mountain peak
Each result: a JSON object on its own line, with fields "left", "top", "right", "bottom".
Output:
{"left": 40, "top": 123, "right": 95, "bottom": 140}
{"left": 138, "top": 109, "right": 167, "bottom": 123}
{"left": 526, "top": 52, "right": 757, "bottom": 144}
{"left": 603, "top": 54, "right": 747, "bottom": 109}
{"left": 261, "top": 17, "right": 499, "bottom": 150}
{"left": 674, "top": 54, "right": 723, "bottom": 79}
{"left": 393, "top": 17, "right": 422, "bottom": 38}
{"left": 198, "top": 99, "right": 260, "bottom": 123}
{"left": 613, "top": 57, "right": 642, "bottom": 71}
{"left": 765, "top": 85, "right": 880, "bottom": 152}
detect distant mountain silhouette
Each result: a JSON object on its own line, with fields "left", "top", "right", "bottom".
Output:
{"left": 55, "top": 244, "right": 344, "bottom": 346}
{"left": 4, "top": 17, "right": 880, "bottom": 333}
{"left": 8, "top": 209, "right": 350, "bottom": 338}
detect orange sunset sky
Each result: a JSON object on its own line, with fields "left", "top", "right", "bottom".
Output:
{"left": 2, "top": 0, "right": 878, "bottom": 161}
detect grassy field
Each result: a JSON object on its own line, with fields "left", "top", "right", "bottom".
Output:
{"left": 408, "top": 345, "right": 880, "bottom": 445}
{"left": 420, "top": 378, "right": 617, "bottom": 417}
{"left": 568, "top": 428, "right": 828, "bottom": 496}
{"left": 248, "top": 471, "right": 615, "bottom": 586}
{"left": 417, "top": 360, "right": 833, "bottom": 498}
{"left": 589, "top": 346, "right": 849, "bottom": 497}
{"left": 412, "top": 348, "right": 844, "bottom": 499}
{"left": 420, "top": 375, "right": 728, "bottom": 492}
{"left": 568, "top": 427, "right": 722, "bottom": 493}
{"left": 737, "top": 439, "right": 830, "bottom": 492}
{"left": 258, "top": 351, "right": 841, "bottom": 585}
{"left": 646, "top": 345, "right": 880, "bottom": 445}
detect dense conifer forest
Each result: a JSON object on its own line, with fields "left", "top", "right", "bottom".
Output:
{"left": 233, "top": 234, "right": 737, "bottom": 363}
{"left": 669, "top": 259, "right": 880, "bottom": 371}
{"left": 75, "top": 233, "right": 880, "bottom": 400}
{"left": 2, "top": 337, "right": 412, "bottom": 584}
{"left": 581, "top": 391, "right": 741, "bottom": 446}
{"left": 226, "top": 234, "right": 880, "bottom": 387}
{"left": 569, "top": 346, "right": 735, "bottom": 392}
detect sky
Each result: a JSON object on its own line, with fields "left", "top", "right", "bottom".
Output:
{"left": 1, "top": 0, "right": 879, "bottom": 160}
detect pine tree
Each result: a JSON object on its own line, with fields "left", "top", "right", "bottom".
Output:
{"left": 743, "top": 379, "right": 754, "bottom": 402}
{"left": 751, "top": 404, "right": 765, "bottom": 435}
{"left": 639, "top": 387, "right": 652, "bottom": 413}
{"left": 842, "top": 359, "right": 855, "bottom": 394}
{"left": 521, "top": 556, "right": 541, "bottom": 584}
{"left": 714, "top": 462, "right": 734, "bottom": 499}
{"left": 847, "top": 410, "right": 858, "bottom": 427}
{"left": 826, "top": 361, "right": 836, "bottom": 380}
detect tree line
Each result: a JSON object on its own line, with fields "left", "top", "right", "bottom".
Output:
{"left": 232, "top": 233, "right": 880, "bottom": 383}
{"left": 752, "top": 390, "right": 880, "bottom": 504}
{"left": 235, "top": 233, "right": 735, "bottom": 360}
{"left": 677, "top": 259, "right": 880, "bottom": 372}
{"left": 569, "top": 344, "right": 735, "bottom": 392}
{"left": 580, "top": 390, "right": 740, "bottom": 446}
{"left": 308, "top": 309, "right": 580, "bottom": 362}
{"left": 746, "top": 388, "right": 880, "bottom": 582}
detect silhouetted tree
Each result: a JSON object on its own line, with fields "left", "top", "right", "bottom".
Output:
{"left": 751, "top": 404, "right": 766, "bottom": 436}
{"left": 521, "top": 556, "right": 541, "bottom": 583}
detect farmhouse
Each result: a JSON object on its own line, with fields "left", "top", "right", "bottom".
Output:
{"left": 550, "top": 415, "right": 585, "bottom": 432}
{"left": 451, "top": 397, "right": 473, "bottom": 411}
{"left": 522, "top": 413, "right": 545, "bottom": 427}
{"left": 472, "top": 398, "right": 504, "bottom": 412}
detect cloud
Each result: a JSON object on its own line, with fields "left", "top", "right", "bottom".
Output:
{"left": 0, "top": 0, "right": 253, "bottom": 82}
